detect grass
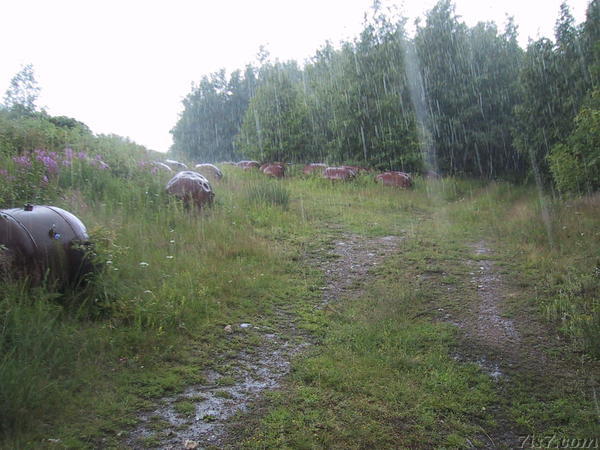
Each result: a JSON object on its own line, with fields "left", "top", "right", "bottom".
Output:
{"left": 445, "top": 183, "right": 600, "bottom": 357}
{"left": 173, "top": 400, "right": 196, "bottom": 417}
{"left": 245, "top": 178, "right": 290, "bottom": 209}
{"left": 0, "top": 155, "right": 598, "bottom": 447}
{"left": 239, "top": 177, "right": 599, "bottom": 447}
{"left": 0, "top": 161, "right": 320, "bottom": 447}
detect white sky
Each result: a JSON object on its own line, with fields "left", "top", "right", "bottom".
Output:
{"left": 0, "top": 0, "right": 590, "bottom": 152}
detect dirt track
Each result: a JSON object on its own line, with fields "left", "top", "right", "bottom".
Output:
{"left": 126, "top": 232, "right": 401, "bottom": 448}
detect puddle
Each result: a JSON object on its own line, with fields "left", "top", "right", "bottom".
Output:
{"left": 127, "top": 329, "right": 307, "bottom": 448}
{"left": 126, "top": 231, "right": 402, "bottom": 448}
{"left": 452, "top": 353, "right": 504, "bottom": 381}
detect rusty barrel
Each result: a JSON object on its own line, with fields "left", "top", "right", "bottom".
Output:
{"left": 0, "top": 204, "right": 93, "bottom": 285}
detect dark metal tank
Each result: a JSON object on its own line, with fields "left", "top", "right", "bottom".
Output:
{"left": 0, "top": 204, "right": 93, "bottom": 285}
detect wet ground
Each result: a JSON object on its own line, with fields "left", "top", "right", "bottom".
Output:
{"left": 126, "top": 232, "right": 401, "bottom": 449}
{"left": 126, "top": 327, "right": 307, "bottom": 449}
{"left": 459, "top": 241, "right": 521, "bottom": 364}
{"left": 125, "top": 232, "right": 598, "bottom": 449}
{"left": 445, "top": 241, "right": 531, "bottom": 448}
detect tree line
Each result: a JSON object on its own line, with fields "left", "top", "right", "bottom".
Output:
{"left": 170, "top": 0, "right": 599, "bottom": 193}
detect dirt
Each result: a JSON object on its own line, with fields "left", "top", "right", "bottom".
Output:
{"left": 445, "top": 240, "right": 575, "bottom": 448}
{"left": 126, "top": 326, "right": 307, "bottom": 449}
{"left": 319, "top": 234, "right": 401, "bottom": 304}
{"left": 125, "top": 232, "right": 401, "bottom": 449}
{"left": 445, "top": 241, "right": 525, "bottom": 447}
{"left": 450, "top": 241, "right": 561, "bottom": 373}
{"left": 456, "top": 241, "right": 521, "bottom": 365}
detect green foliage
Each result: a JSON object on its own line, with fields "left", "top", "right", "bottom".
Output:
{"left": 170, "top": 67, "right": 257, "bottom": 162}
{"left": 245, "top": 179, "right": 290, "bottom": 209}
{"left": 0, "top": 285, "right": 67, "bottom": 434}
{"left": 415, "top": 1, "right": 524, "bottom": 178}
{"left": 0, "top": 109, "right": 92, "bottom": 158}
{"left": 549, "top": 89, "right": 600, "bottom": 193}
{"left": 314, "top": 9, "right": 422, "bottom": 171}
{"left": 583, "top": 0, "right": 600, "bottom": 84}
{"left": 46, "top": 115, "right": 92, "bottom": 133}
{"left": 2, "top": 64, "right": 40, "bottom": 115}
{"left": 514, "top": 1, "right": 597, "bottom": 184}
{"left": 237, "top": 66, "right": 310, "bottom": 162}
{"left": 513, "top": 38, "right": 561, "bottom": 181}
{"left": 172, "top": 0, "right": 597, "bottom": 185}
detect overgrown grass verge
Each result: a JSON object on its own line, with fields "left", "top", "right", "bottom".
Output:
{"left": 0, "top": 164, "right": 319, "bottom": 447}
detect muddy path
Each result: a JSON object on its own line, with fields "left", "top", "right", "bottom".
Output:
{"left": 442, "top": 240, "right": 599, "bottom": 448}
{"left": 446, "top": 241, "right": 524, "bottom": 447}
{"left": 456, "top": 241, "right": 522, "bottom": 365}
{"left": 450, "top": 240, "right": 566, "bottom": 372}
{"left": 125, "top": 231, "right": 401, "bottom": 449}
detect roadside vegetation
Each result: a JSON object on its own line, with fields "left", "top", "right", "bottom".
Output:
{"left": 0, "top": 0, "right": 598, "bottom": 447}
{"left": 1, "top": 145, "right": 597, "bottom": 446}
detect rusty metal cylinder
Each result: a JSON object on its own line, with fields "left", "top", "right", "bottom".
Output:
{"left": 0, "top": 204, "right": 93, "bottom": 284}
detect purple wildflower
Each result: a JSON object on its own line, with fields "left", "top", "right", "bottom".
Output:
{"left": 88, "top": 158, "right": 110, "bottom": 170}
{"left": 12, "top": 155, "right": 32, "bottom": 167}
{"left": 36, "top": 154, "right": 59, "bottom": 174}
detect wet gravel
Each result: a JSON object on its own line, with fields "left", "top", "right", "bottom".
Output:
{"left": 125, "top": 232, "right": 401, "bottom": 449}
{"left": 463, "top": 241, "right": 520, "bottom": 355}
{"left": 126, "top": 328, "right": 307, "bottom": 449}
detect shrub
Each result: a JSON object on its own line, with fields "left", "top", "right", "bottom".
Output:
{"left": 549, "top": 89, "right": 600, "bottom": 194}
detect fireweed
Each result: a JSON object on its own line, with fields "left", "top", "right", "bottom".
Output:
{"left": 0, "top": 148, "right": 110, "bottom": 205}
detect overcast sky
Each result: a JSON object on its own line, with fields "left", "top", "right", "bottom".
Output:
{"left": 0, "top": 0, "right": 590, "bottom": 152}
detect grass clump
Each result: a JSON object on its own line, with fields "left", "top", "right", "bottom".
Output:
{"left": 245, "top": 180, "right": 290, "bottom": 209}
{"left": 173, "top": 400, "right": 196, "bottom": 417}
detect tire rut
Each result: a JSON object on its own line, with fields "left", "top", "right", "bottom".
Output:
{"left": 125, "top": 231, "right": 401, "bottom": 449}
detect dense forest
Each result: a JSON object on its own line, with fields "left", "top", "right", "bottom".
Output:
{"left": 171, "top": 0, "right": 599, "bottom": 192}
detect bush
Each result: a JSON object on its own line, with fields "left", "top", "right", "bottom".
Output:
{"left": 549, "top": 89, "right": 600, "bottom": 194}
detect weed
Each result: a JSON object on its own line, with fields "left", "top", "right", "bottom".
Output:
{"left": 245, "top": 180, "right": 290, "bottom": 209}
{"left": 173, "top": 400, "right": 196, "bottom": 417}
{"left": 214, "top": 390, "right": 234, "bottom": 399}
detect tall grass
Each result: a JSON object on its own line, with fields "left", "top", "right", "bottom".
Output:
{"left": 245, "top": 179, "right": 290, "bottom": 209}
{"left": 0, "top": 154, "right": 311, "bottom": 442}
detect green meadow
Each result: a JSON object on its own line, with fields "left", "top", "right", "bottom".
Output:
{"left": 1, "top": 149, "right": 598, "bottom": 447}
